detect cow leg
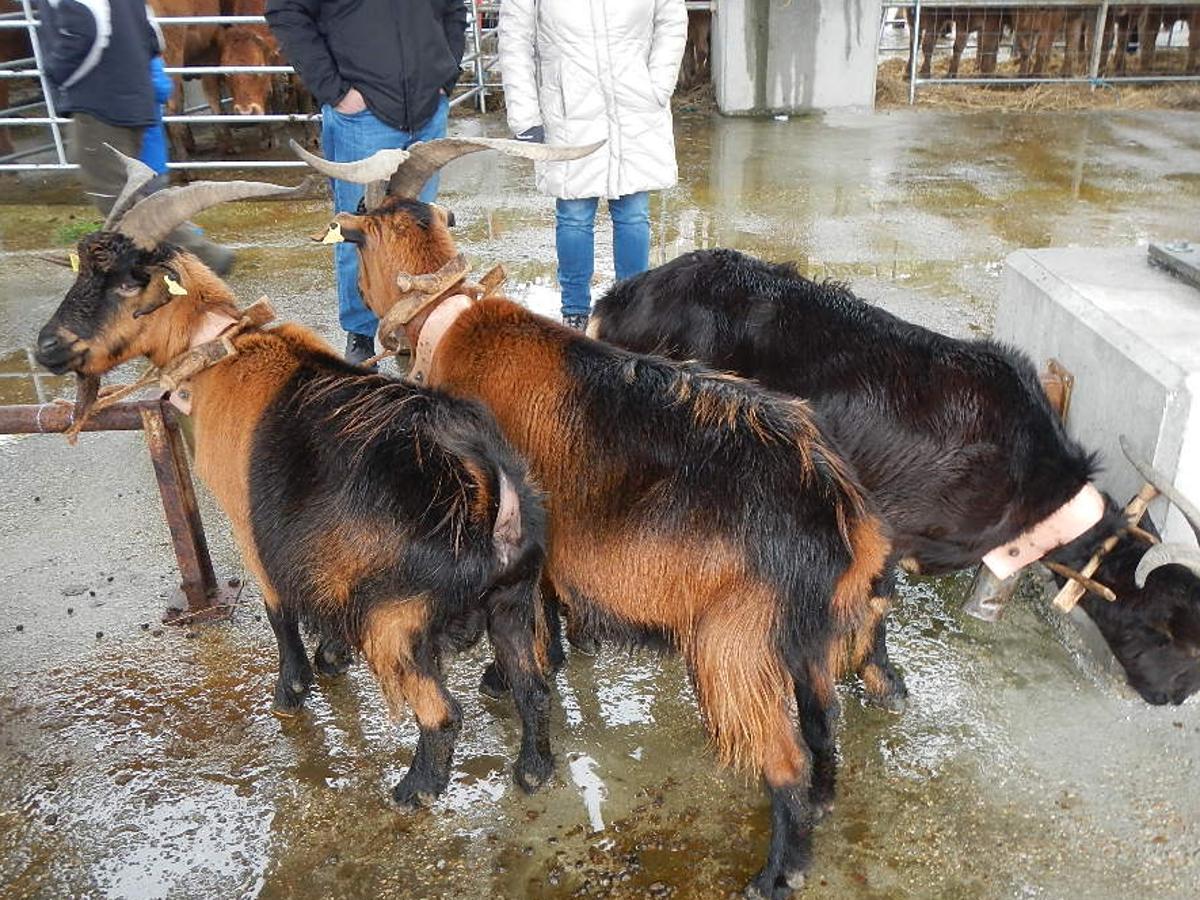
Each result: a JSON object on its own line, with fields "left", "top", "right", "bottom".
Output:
{"left": 1189, "top": 12, "right": 1200, "bottom": 74}
{"left": 483, "top": 563, "right": 554, "bottom": 793}
{"left": 920, "top": 24, "right": 938, "bottom": 78}
{"left": 977, "top": 16, "right": 1002, "bottom": 74}
{"left": 264, "top": 592, "right": 314, "bottom": 714}
{"left": 1138, "top": 9, "right": 1158, "bottom": 73}
{"left": 202, "top": 75, "right": 234, "bottom": 155}
{"left": 949, "top": 22, "right": 968, "bottom": 78}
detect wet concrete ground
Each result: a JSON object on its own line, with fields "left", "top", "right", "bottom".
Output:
{"left": 2, "top": 109, "right": 1199, "bottom": 899}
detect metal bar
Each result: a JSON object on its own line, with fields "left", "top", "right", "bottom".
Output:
{"left": 0, "top": 400, "right": 155, "bottom": 434}
{"left": 909, "top": 0, "right": 922, "bottom": 105}
{"left": 1089, "top": 0, "right": 1110, "bottom": 84}
{"left": 18, "top": 0, "right": 66, "bottom": 166}
{"left": 139, "top": 403, "right": 223, "bottom": 618}
{"left": 469, "top": 2, "right": 486, "bottom": 113}
{"left": 163, "top": 65, "right": 293, "bottom": 75}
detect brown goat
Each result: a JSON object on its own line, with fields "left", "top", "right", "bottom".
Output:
{"left": 35, "top": 160, "right": 555, "bottom": 808}
{"left": 296, "top": 139, "right": 893, "bottom": 897}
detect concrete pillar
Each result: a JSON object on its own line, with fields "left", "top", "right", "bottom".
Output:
{"left": 713, "top": 0, "right": 882, "bottom": 115}
{"left": 996, "top": 248, "right": 1200, "bottom": 547}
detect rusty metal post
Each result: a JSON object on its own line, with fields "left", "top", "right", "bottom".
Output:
{"left": 138, "top": 400, "right": 237, "bottom": 623}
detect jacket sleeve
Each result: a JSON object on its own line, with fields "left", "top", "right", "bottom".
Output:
{"left": 37, "top": 0, "right": 105, "bottom": 90}
{"left": 497, "top": 0, "right": 541, "bottom": 135}
{"left": 648, "top": 0, "right": 688, "bottom": 104}
{"left": 149, "top": 54, "right": 172, "bottom": 104}
{"left": 441, "top": 0, "right": 467, "bottom": 94}
{"left": 265, "top": 0, "right": 350, "bottom": 108}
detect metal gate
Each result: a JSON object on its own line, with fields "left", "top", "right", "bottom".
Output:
{"left": 0, "top": 0, "right": 503, "bottom": 172}
{"left": 879, "top": 1, "right": 1200, "bottom": 103}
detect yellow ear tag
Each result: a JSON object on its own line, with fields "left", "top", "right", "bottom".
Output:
{"left": 163, "top": 274, "right": 189, "bottom": 296}
{"left": 69, "top": 251, "right": 80, "bottom": 273}
{"left": 321, "top": 222, "right": 345, "bottom": 244}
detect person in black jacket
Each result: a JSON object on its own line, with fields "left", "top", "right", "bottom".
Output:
{"left": 36, "top": 0, "right": 234, "bottom": 274}
{"left": 267, "top": 0, "right": 467, "bottom": 365}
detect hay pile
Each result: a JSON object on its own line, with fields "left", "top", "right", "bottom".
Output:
{"left": 876, "top": 54, "right": 1200, "bottom": 111}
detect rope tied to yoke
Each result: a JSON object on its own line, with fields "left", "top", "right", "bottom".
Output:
{"left": 63, "top": 298, "right": 277, "bottom": 443}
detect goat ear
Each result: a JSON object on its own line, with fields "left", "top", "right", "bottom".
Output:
{"left": 132, "top": 268, "right": 186, "bottom": 318}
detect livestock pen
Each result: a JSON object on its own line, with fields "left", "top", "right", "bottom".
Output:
{"left": 881, "top": 1, "right": 1200, "bottom": 104}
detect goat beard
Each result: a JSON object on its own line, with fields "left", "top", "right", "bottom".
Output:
{"left": 73, "top": 373, "right": 101, "bottom": 427}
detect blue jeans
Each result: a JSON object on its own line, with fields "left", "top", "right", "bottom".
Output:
{"left": 321, "top": 96, "right": 449, "bottom": 336}
{"left": 555, "top": 192, "right": 651, "bottom": 318}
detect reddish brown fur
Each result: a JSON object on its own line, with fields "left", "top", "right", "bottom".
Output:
{"left": 334, "top": 200, "right": 457, "bottom": 314}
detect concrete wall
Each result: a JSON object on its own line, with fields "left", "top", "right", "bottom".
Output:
{"left": 713, "top": 0, "right": 881, "bottom": 115}
{"left": 997, "top": 248, "right": 1200, "bottom": 546}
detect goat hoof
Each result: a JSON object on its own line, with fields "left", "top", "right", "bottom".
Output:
{"left": 746, "top": 871, "right": 800, "bottom": 900}
{"left": 566, "top": 632, "right": 600, "bottom": 656}
{"left": 392, "top": 777, "right": 440, "bottom": 812}
{"left": 865, "top": 687, "right": 909, "bottom": 714}
{"left": 515, "top": 753, "right": 554, "bottom": 794}
{"left": 478, "top": 663, "right": 510, "bottom": 699}
{"left": 314, "top": 643, "right": 353, "bottom": 678}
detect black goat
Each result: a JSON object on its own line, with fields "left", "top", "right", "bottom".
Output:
{"left": 592, "top": 248, "right": 1200, "bottom": 706}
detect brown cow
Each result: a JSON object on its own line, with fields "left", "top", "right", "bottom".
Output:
{"left": 1012, "top": 7, "right": 1095, "bottom": 78}
{"left": 148, "top": 0, "right": 230, "bottom": 157}
{"left": 907, "top": 7, "right": 1010, "bottom": 79}
{"left": 0, "top": 26, "right": 32, "bottom": 157}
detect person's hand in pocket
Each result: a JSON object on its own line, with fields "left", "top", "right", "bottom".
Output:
{"left": 335, "top": 88, "right": 367, "bottom": 114}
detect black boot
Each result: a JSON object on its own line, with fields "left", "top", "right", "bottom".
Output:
{"left": 345, "top": 332, "right": 378, "bottom": 369}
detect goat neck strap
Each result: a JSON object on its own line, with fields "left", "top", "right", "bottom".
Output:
{"left": 162, "top": 298, "right": 277, "bottom": 414}
{"left": 982, "top": 483, "right": 1106, "bottom": 580}
{"left": 407, "top": 294, "right": 474, "bottom": 385}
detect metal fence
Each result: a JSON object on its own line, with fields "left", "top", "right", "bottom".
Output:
{"left": 879, "top": 1, "right": 1200, "bottom": 103}
{"left": 0, "top": 0, "right": 504, "bottom": 172}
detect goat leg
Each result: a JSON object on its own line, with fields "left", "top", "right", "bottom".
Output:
{"left": 858, "top": 614, "right": 909, "bottom": 712}
{"left": 265, "top": 601, "right": 314, "bottom": 714}
{"left": 483, "top": 564, "right": 555, "bottom": 793}
{"left": 749, "top": 782, "right": 815, "bottom": 899}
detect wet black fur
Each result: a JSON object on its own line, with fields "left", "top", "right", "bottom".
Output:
{"left": 593, "top": 247, "right": 1200, "bottom": 705}
{"left": 455, "top": 300, "right": 883, "bottom": 894}
{"left": 246, "top": 345, "right": 558, "bottom": 796}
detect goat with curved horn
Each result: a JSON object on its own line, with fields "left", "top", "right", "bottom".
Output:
{"left": 1119, "top": 434, "right": 1200, "bottom": 586}
{"left": 101, "top": 146, "right": 159, "bottom": 232}
{"left": 386, "top": 137, "right": 604, "bottom": 198}
{"left": 116, "top": 180, "right": 307, "bottom": 250}
{"left": 289, "top": 140, "right": 413, "bottom": 185}
{"left": 290, "top": 136, "right": 604, "bottom": 201}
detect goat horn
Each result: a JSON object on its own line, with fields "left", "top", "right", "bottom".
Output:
{"left": 1119, "top": 434, "right": 1200, "bottom": 542}
{"left": 1135, "top": 543, "right": 1200, "bottom": 588}
{"left": 387, "top": 137, "right": 605, "bottom": 198}
{"left": 289, "top": 139, "right": 412, "bottom": 185}
{"left": 116, "top": 180, "right": 302, "bottom": 250}
{"left": 102, "top": 145, "right": 159, "bottom": 231}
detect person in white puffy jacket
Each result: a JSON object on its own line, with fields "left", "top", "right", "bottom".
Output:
{"left": 499, "top": 0, "right": 688, "bottom": 330}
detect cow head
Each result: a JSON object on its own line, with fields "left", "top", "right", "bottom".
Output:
{"left": 221, "top": 27, "right": 275, "bottom": 117}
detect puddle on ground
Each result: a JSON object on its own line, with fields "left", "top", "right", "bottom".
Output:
{"left": 2, "top": 108, "right": 1199, "bottom": 898}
